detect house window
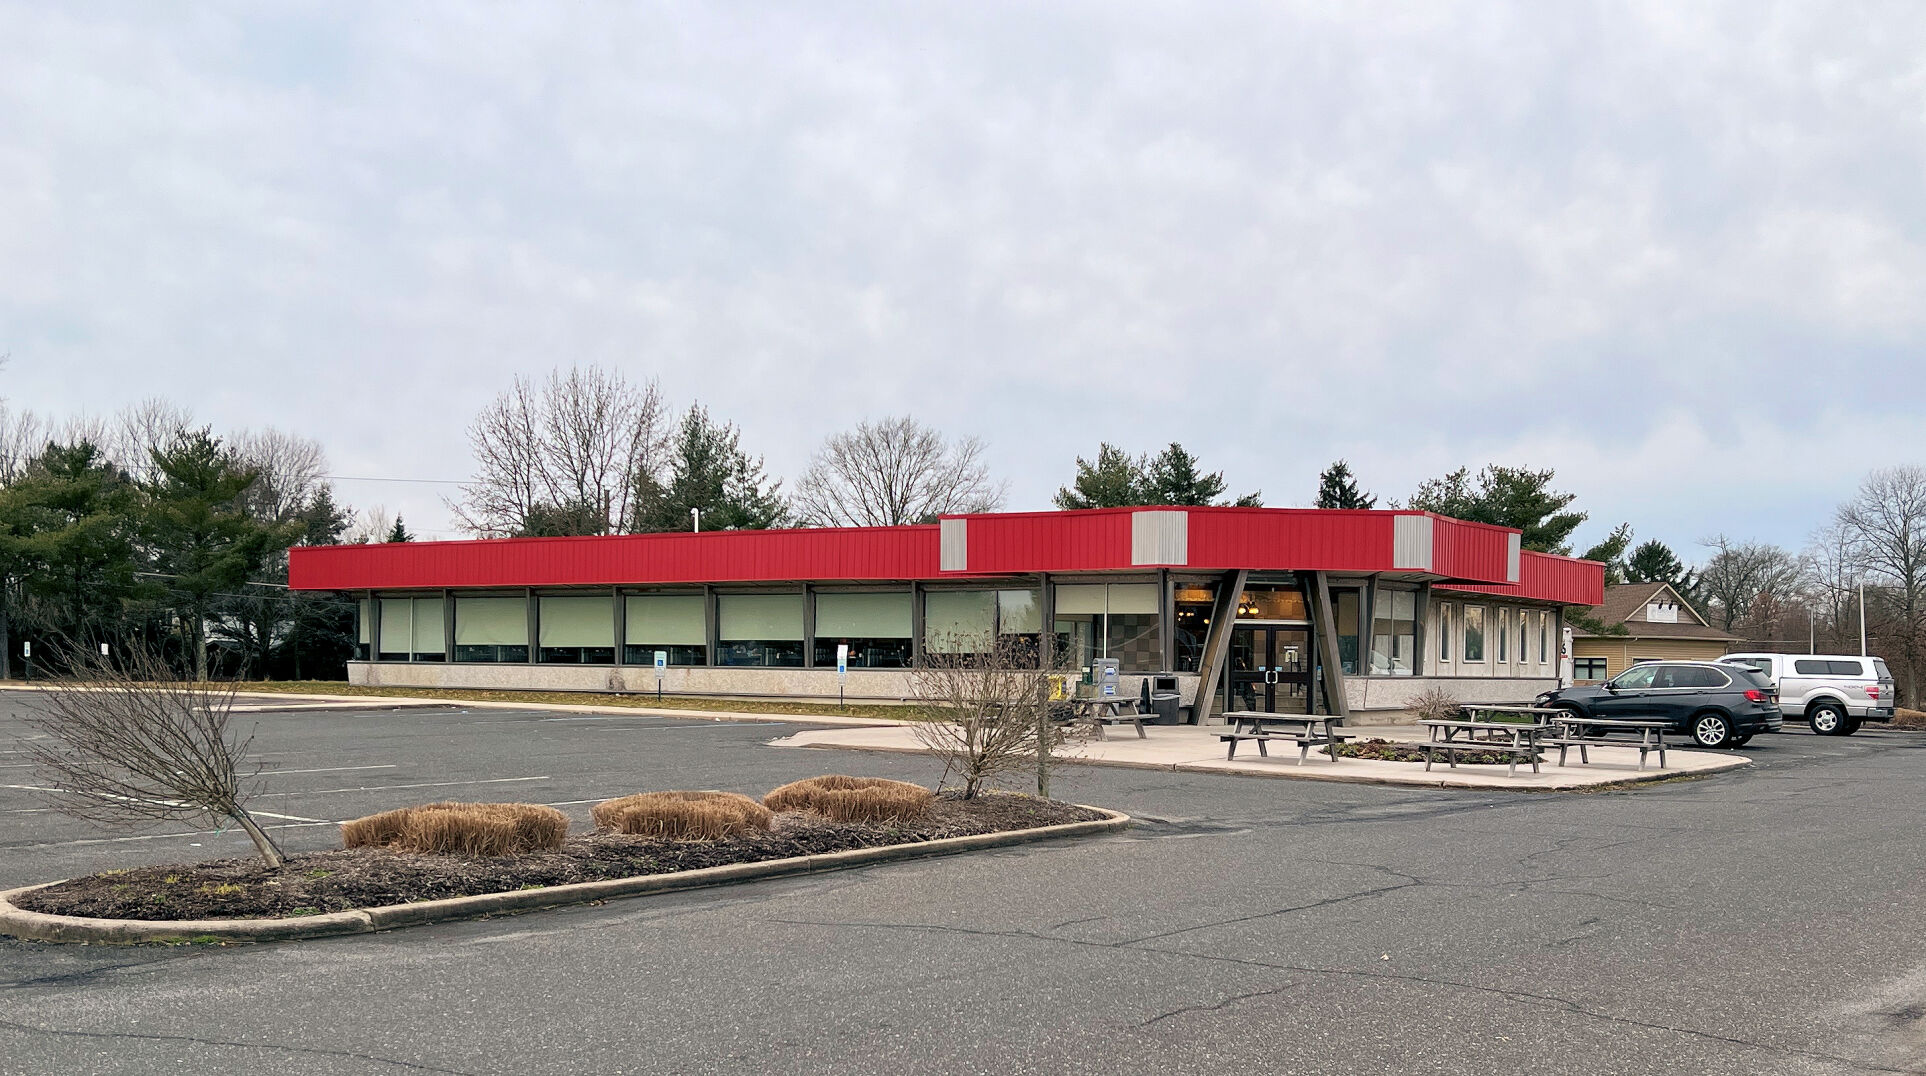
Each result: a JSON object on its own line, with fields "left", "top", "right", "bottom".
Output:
{"left": 1574, "top": 657, "right": 1607, "bottom": 680}
{"left": 1334, "top": 588, "right": 1363, "bottom": 675}
{"left": 1437, "top": 603, "right": 1453, "bottom": 662}
{"left": 1520, "top": 614, "right": 1530, "bottom": 664}
{"left": 1496, "top": 608, "right": 1508, "bottom": 663}
{"left": 1463, "top": 606, "right": 1486, "bottom": 663}
{"left": 1538, "top": 612, "right": 1549, "bottom": 664}
{"left": 356, "top": 598, "right": 372, "bottom": 661}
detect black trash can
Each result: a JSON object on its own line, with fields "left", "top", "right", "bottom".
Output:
{"left": 1148, "top": 675, "right": 1183, "bottom": 725}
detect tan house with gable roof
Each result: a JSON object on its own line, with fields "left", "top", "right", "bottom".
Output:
{"left": 1570, "top": 582, "right": 1737, "bottom": 682}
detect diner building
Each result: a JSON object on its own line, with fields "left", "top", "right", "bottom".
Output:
{"left": 287, "top": 506, "right": 1605, "bottom": 721}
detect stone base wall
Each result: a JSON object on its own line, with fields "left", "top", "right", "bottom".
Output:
{"left": 1344, "top": 676, "right": 1558, "bottom": 724}
{"left": 349, "top": 662, "right": 1205, "bottom": 707}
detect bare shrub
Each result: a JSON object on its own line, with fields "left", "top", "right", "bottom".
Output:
{"left": 341, "top": 802, "right": 569, "bottom": 856}
{"left": 910, "top": 640, "right": 1081, "bottom": 799}
{"left": 590, "top": 790, "right": 772, "bottom": 840}
{"left": 21, "top": 646, "right": 286, "bottom": 868}
{"left": 763, "top": 775, "right": 933, "bottom": 822}
{"left": 1408, "top": 686, "right": 1464, "bottom": 723}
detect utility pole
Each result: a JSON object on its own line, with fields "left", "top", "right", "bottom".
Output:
{"left": 1859, "top": 583, "right": 1868, "bottom": 657}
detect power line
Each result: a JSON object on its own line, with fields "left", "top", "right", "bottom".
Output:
{"left": 322, "top": 474, "right": 466, "bottom": 486}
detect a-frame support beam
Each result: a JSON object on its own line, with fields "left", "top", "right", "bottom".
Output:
{"left": 1192, "top": 569, "right": 1248, "bottom": 724}
{"left": 1307, "top": 570, "right": 1352, "bottom": 723}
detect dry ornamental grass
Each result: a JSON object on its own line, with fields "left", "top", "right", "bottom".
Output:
{"left": 340, "top": 802, "right": 569, "bottom": 856}
{"left": 590, "top": 790, "right": 773, "bottom": 840}
{"left": 763, "top": 775, "right": 934, "bottom": 823}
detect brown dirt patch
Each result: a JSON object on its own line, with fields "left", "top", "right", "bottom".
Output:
{"left": 14, "top": 793, "right": 1106, "bottom": 922}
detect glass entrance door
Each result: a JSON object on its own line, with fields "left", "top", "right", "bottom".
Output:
{"left": 1226, "top": 626, "right": 1312, "bottom": 714}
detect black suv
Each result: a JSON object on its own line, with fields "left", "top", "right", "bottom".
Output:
{"left": 1536, "top": 661, "right": 1783, "bottom": 748}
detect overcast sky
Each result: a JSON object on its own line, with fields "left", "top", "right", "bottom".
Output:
{"left": 4, "top": 2, "right": 1921, "bottom": 558}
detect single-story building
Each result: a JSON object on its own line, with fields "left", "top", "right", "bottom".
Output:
{"left": 1570, "top": 582, "right": 1736, "bottom": 682}
{"left": 287, "top": 506, "right": 1604, "bottom": 721}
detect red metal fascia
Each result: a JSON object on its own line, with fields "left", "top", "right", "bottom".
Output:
{"left": 1424, "top": 513, "right": 1517, "bottom": 584}
{"left": 1184, "top": 507, "right": 1398, "bottom": 572}
{"left": 288, "top": 525, "right": 941, "bottom": 591}
{"left": 1438, "top": 550, "right": 1605, "bottom": 606}
{"left": 954, "top": 509, "right": 1137, "bottom": 574}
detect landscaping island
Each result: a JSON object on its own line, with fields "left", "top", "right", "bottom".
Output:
{"left": 13, "top": 792, "right": 1109, "bottom": 924}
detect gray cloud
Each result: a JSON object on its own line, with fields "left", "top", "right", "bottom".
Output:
{"left": 2, "top": 1, "right": 1921, "bottom": 558}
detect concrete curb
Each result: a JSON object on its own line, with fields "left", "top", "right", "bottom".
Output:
{"left": 777, "top": 739, "right": 1753, "bottom": 792}
{"left": 0, "top": 808, "right": 1130, "bottom": 945}
{"left": 223, "top": 689, "right": 910, "bottom": 729}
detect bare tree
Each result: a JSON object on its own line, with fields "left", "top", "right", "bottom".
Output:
{"left": 1838, "top": 466, "right": 1926, "bottom": 703}
{"left": 0, "top": 403, "right": 49, "bottom": 485}
{"left": 1696, "top": 535, "right": 1804, "bottom": 633}
{"left": 793, "top": 416, "right": 1006, "bottom": 527}
{"left": 452, "top": 365, "right": 670, "bottom": 537}
{"left": 230, "top": 427, "right": 328, "bottom": 524}
{"left": 110, "top": 397, "right": 195, "bottom": 478}
{"left": 21, "top": 647, "right": 285, "bottom": 868}
{"left": 346, "top": 505, "right": 397, "bottom": 545}
{"left": 909, "top": 642, "right": 1080, "bottom": 798}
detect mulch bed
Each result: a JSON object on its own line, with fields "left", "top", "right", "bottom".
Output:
{"left": 16, "top": 793, "right": 1105, "bottom": 923}
{"left": 1325, "top": 738, "right": 1543, "bottom": 765}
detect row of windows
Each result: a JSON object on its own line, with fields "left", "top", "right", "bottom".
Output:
{"left": 357, "top": 585, "right": 1165, "bottom": 671}
{"left": 1435, "top": 603, "right": 1554, "bottom": 667}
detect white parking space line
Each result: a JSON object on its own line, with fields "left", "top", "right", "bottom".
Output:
{"left": 275, "top": 775, "right": 553, "bottom": 796}
{"left": 20, "top": 820, "right": 339, "bottom": 849}
{"left": 266, "top": 764, "right": 400, "bottom": 776}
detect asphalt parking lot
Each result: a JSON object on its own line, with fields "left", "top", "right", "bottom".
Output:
{"left": 3, "top": 691, "right": 1926, "bottom": 1075}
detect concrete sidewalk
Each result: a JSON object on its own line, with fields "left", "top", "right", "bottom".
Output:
{"left": 770, "top": 722, "right": 1750, "bottom": 790}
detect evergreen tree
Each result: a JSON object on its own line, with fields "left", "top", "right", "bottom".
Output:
{"left": 1313, "top": 460, "right": 1376, "bottom": 509}
{"left": 1053, "top": 443, "right": 1144, "bottom": 509}
{"left": 1143, "top": 443, "right": 1261, "bottom": 506}
{"left": 632, "top": 405, "right": 788, "bottom": 532}
{"left": 1055, "top": 442, "right": 1258, "bottom": 509}
{"left": 1403, "top": 465, "right": 1588, "bottom": 553}
{"left": 385, "top": 516, "right": 413, "bottom": 543}
{"left": 143, "top": 430, "right": 303, "bottom": 680}
{"left": 0, "top": 441, "right": 151, "bottom": 676}
{"left": 1625, "top": 539, "right": 1695, "bottom": 592}
{"left": 1579, "top": 523, "right": 1635, "bottom": 585}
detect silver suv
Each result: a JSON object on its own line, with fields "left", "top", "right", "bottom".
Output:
{"left": 1718, "top": 653, "right": 1897, "bottom": 736}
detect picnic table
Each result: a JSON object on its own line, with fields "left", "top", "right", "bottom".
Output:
{"left": 1418, "top": 716, "right": 1547, "bottom": 777}
{"left": 1068, "top": 696, "right": 1146, "bottom": 739}
{"left": 1218, "top": 712, "right": 1352, "bottom": 764}
{"left": 1545, "top": 715, "right": 1671, "bottom": 770}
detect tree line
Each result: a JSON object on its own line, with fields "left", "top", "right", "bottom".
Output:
{"left": 0, "top": 395, "right": 378, "bottom": 681}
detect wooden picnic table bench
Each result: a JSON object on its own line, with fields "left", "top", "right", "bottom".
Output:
{"left": 1418, "top": 718, "right": 1546, "bottom": 778}
{"left": 1218, "top": 712, "right": 1353, "bottom": 764}
{"left": 1543, "top": 715, "right": 1671, "bottom": 770}
{"left": 1067, "top": 696, "right": 1146, "bottom": 740}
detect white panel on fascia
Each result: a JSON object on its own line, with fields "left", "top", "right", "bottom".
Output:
{"left": 1392, "top": 515, "right": 1434, "bottom": 571}
{"left": 1131, "top": 510, "right": 1189, "bottom": 566}
{"left": 939, "top": 518, "right": 968, "bottom": 572}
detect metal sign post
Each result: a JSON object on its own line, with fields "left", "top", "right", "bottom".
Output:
{"left": 836, "top": 643, "right": 849, "bottom": 710}
{"left": 653, "top": 650, "right": 667, "bottom": 701}
{"left": 21, "top": 639, "right": 30, "bottom": 682}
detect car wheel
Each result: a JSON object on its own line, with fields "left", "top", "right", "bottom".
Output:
{"left": 1808, "top": 703, "right": 1847, "bottom": 736}
{"left": 1692, "top": 712, "right": 1734, "bottom": 749}
{"left": 1841, "top": 717, "right": 1863, "bottom": 736}
{"left": 1730, "top": 734, "right": 1753, "bottom": 747}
